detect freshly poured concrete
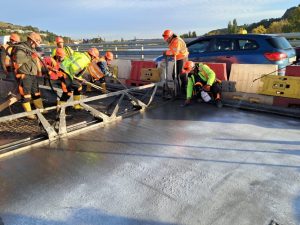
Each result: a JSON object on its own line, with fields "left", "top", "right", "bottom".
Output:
{"left": 0, "top": 101, "right": 300, "bottom": 225}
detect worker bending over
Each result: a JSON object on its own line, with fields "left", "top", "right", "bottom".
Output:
{"left": 182, "top": 61, "right": 223, "bottom": 108}
{"left": 59, "top": 47, "right": 99, "bottom": 109}
{"left": 86, "top": 51, "right": 115, "bottom": 93}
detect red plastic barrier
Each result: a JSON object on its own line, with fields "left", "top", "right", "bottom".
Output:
{"left": 202, "top": 63, "right": 227, "bottom": 81}
{"left": 285, "top": 65, "right": 300, "bottom": 77}
{"left": 273, "top": 96, "right": 300, "bottom": 108}
{"left": 129, "top": 60, "right": 157, "bottom": 81}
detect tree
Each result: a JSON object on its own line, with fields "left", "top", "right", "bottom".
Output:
{"left": 227, "top": 21, "right": 233, "bottom": 33}
{"left": 283, "top": 6, "right": 300, "bottom": 32}
{"left": 232, "top": 19, "right": 238, "bottom": 33}
{"left": 267, "top": 19, "right": 289, "bottom": 33}
{"left": 252, "top": 25, "right": 267, "bottom": 34}
{"left": 192, "top": 31, "right": 197, "bottom": 37}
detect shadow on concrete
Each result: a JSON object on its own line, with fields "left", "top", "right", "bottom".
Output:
{"left": 215, "top": 138, "right": 300, "bottom": 146}
{"left": 1, "top": 208, "right": 179, "bottom": 225}
{"left": 294, "top": 195, "right": 300, "bottom": 224}
{"left": 66, "top": 138, "right": 300, "bottom": 158}
{"left": 52, "top": 146, "right": 300, "bottom": 170}
{"left": 143, "top": 101, "right": 300, "bottom": 130}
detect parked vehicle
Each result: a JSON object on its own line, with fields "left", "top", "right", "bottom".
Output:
{"left": 155, "top": 34, "right": 296, "bottom": 77}
{"left": 295, "top": 46, "right": 300, "bottom": 64}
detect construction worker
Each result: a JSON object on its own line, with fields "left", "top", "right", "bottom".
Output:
{"left": 162, "top": 29, "right": 189, "bottom": 95}
{"left": 44, "top": 48, "right": 65, "bottom": 81}
{"left": 51, "top": 36, "right": 74, "bottom": 58}
{"left": 0, "top": 33, "right": 21, "bottom": 76}
{"left": 86, "top": 51, "right": 115, "bottom": 93}
{"left": 59, "top": 47, "right": 99, "bottom": 109}
{"left": 15, "top": 32, "right": 45, "bottom": 119}
{"left": 182, "top": 61, "right": 223, "bottom": 108}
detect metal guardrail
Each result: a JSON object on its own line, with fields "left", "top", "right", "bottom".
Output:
{"left": 42, "top": 33, "right": 300, "bottom": 59}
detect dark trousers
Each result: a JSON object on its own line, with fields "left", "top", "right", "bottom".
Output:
{"left": 60, "top": 76, "right": 82, "bottom": 102}
{"left": 172, "top": 59, "right": 186, "bottom": 95}
{"left": 18, "top": 75, "right": 40, "bottom": 102}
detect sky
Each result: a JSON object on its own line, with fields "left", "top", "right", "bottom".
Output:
{"left": 1, "top": 0, "right": 299, "bottom": 40}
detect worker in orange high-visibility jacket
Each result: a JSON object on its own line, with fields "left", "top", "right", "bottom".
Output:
{"left": 162, "top": 29, "right": 189, "bottom": 95}
{"left": 15, "top": 32, "right": 45, "bottom": 119}
{"left": 44, "top": 48, "right": 66, "bottom": 81}
{"left": 52, "top": 36, "right": 74, "bottom": 58}
{"left": 0, "top": 33, "right": 20, "bottom": 76}
{"left": 86, "top": 51, "right": 116, "bottom": 93}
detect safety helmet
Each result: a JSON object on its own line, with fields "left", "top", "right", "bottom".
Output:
{"left": 55, "top": 48, "right": 65, "bottom": 58}
{"left": 10, "top": 33, "right": 20, "bottom": 43}
{"left": 162, "top": 29, "right": 173, "bottom": 41}
{"left": 88, "top": 47, "right": 99, "bottom": 58}
{"left": 182, "top": 61, "right": 195, "bottom": 73}
{"left": 28, "top": 32, "right": 42, "bottom": 46}
{"left": 55, "top": 36, "right": 64, "bottom": 43}
{"left": 105, "top": 51, "right": 114, "bottom": 61}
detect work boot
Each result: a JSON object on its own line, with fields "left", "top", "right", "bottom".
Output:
{"left": 215, "top": 99, "right": 223, "bottom": 108}
{"left": 86, "top": 84, "right": 92, "bottom": 92}
{"left": 57, "top": 100, "right": 66, "bottom": 112}
{"left": 22, "top": 102, "right": 37, "bottom": 120}
{"left": 100, "top": 83, "right": 107, "bottom": 94}
{"left": 73, "top": 95, "right": 84, "bottom": 110}
{"left": 33, "top": 98, "right": 48, "bottom": 114}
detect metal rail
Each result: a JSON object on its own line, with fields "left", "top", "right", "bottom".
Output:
{"left": 0, "top": 82, "right": 160, "bottom": 142}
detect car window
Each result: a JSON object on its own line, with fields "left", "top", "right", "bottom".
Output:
{"left": 238, "top": 39, "right": 258, "bottom": 50}
{"left": 213, "top": 39, "right": 235, "bottom": 51}
{"left": 188, "top": 40, "right": 210, "bottom": 53}
{"left": 266, "top": 37, "right": 292, "bottom": 50}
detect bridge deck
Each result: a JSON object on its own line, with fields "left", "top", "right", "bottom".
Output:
{"left": 0, "top": 101, "right": 300, "bottom": 225}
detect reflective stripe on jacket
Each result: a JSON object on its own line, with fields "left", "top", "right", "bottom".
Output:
{"left": 186, "top": 63, "right": 216, "bottom": 99}
{"left": 166, "top": 37, "right": 189, "bottom": 60}
{"left": 60, "top": 52, "right": 91, "bottom": 80}
{"left": 52, "top": 46, "right": 74, "bottom": 58}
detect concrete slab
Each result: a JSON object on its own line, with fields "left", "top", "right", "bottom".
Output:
{"left": 0, "top": 102, "right": 300, "bottom": 225}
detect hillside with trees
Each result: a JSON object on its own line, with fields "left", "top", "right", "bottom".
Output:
{"left": 0, "top": 21, "right": 72, "bottom": 45}
{"left": 207, "top": 4, "right": 300, "bottom": 35}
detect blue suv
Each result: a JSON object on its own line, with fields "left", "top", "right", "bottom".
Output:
{"left": 157, "top": 34, "right": 296, "bottom": 77}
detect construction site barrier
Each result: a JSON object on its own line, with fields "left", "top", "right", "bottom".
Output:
{"left": 229, "top": 64, "right": 278, "bottom": 93}
{"left": 126, "top": 60, "right": 157, "bottom": 86}
{"left": 201, "top": 63, "right": 227, "bottom": 81}
{"left": 222, "top": 92, "right": 274, "bottom": 105}
{"left": 285, "top": 65, "right": 300, "bottom": 77}
{"left": 140, "top": 68, "right": 161, "bottom": 82}
{"left": 258, "top": 75, "right": 300, "bottom": 99}
{"left": 273, "top": 96, "right": 300, "bottom": 108}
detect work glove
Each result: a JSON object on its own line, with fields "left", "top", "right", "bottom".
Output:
{"left": 181, "top": 98, "right": 191, "bottom": 107}
{"left": 203, "top": 85, "right": 211, "bottom": 92}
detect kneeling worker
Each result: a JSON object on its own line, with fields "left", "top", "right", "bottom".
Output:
{"left": 182, "top": 61, "right": 223, "bottom": 108}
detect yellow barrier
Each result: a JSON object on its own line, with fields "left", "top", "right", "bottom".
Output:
{"left": 258, "top": 75, "right": 300, "bottom": 99}
{"left": 140, "top": 68, "right": 161, "bottom": 82}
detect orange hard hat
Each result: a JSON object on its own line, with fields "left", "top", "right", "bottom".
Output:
{"left": 182, "top": 61, "right": 195, "bottom": 73}
{"left": 28, "top": 32, "right": 42, "bottom": 46}
{"left": 10, "top": 33, "right": 20, "bottom": 42}
{"left": 162, "top": 29, "right": 173, "bottom": 41}
{"left": 55, "top": 48, "right": 65, "bottom": 58}
{"left": 105, "top": 51, "right": 114, "bottom": 60}
{"left": 88, "top": 48, "right": 99, "bottom": 58}
{"left": 55, "top": 37, "right": 64, "bottom": 43}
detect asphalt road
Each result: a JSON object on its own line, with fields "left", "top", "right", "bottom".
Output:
{"left": 0, "top": 101, "right": 300, "bottom": 225}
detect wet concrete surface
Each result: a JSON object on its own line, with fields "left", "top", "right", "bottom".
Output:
{"left": 0, "top": 101, "right": 300, "bottom": 225}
